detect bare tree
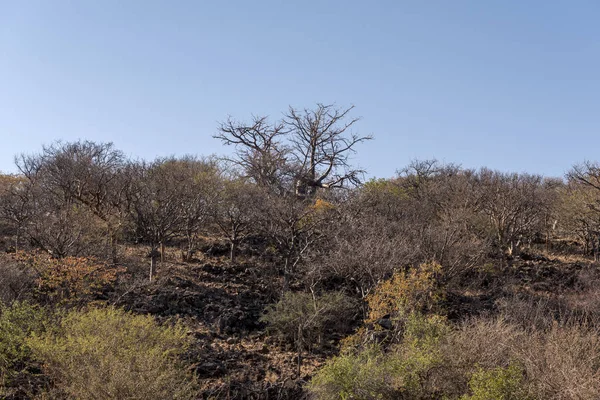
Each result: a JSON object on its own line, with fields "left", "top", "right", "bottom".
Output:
{"left": 127, "top": 160, "right": 185, "bottom": 281}
{"left": 0, "top": 175, "right": 31, "bottom": 251}
{"left": 476, "top": 169, "right": 546, "bottom": 258}
{"left": 214, "top": 116, "right": 289, "bottom": 194}
{"left": 568, "top": 161, "right": 600, "bottom": 192}
{"left": 215, "top": 104, "right": 372, "bottom": 197}
{"left": 285, "top": 104, "right": 372, "bottom": 196}
{"left": 257, "top": 193, "right": 329, "bottom": 291}
{"left": 213, "top": 177, "right": 262, "bottom": 263}
{"left": 14, "top": 141, "right": 129, "bottom": 262}
{"left": 566, "top": 162, "right": 600, "bottom": 259}
{"left": 160, "top": 156, "right": 221, "bottom": 262}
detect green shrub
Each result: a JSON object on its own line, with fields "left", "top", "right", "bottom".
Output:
{"left": 308, "top": 345, "right": 405, "bottom": 400}
{"left": 363, "top": 262, "right": 445, "bottom": 342}
{"left": 395, "top": 313, "right": 449, "bottom": 394}
{"left": 27, "top": 306, "right": 197, "bottom": 400}
{"left": 0, "top": 301, "right": 47, "bottom": 385}
{"left": 460, "top": 363, "right": 528, "bottom": 400}
{"left": 309, "top": 313, "right": 449, "bottom": 400}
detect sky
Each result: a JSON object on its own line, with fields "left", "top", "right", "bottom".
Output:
{"left": 1, "top": 1, "right": 600, "bottom": 179}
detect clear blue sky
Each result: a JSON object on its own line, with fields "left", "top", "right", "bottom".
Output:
{"left": 2, "top": 1, "right": 600, "bottom": 179}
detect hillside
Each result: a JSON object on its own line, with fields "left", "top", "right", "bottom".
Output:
{"left": 2, "top": 135, "right": 600, "bottom": 399}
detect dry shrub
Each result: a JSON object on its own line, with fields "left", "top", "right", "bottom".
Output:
{"left": 520, "top": 324, "right": 600, "bottom": 399}
{"left": 327, "top": 313, "right": 600, "bottom": 399}
{"left": 494, "top": 294, "right": 566, "bottom": 331}
{"left": 496, "top": 290, "right": 600, "bottom": 331}
{"left": 261, "top": 291, "right": 356, "bottom": 352}
{"left": 434, "top": 317, "right": 525, "bottom": 396}
{"left": 441, "top": 317, "right": 600, "bottom": 399}
{"left": 0, "top": 254, "right": 37, "bottom": 304}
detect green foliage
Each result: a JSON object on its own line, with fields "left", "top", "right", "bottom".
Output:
{"left": 362, "top": 178, "right": 408, "bottom": 199}
{"left": 27, "top": 306, "right": 197, "bottom": 400}
{"left": 308, "top": 345, "right": 400, "bottom": 400}
{"left": 261, "top": 291, "right": 355, "bottom": 351}
{"left": 460, "top": 363, "right": 528, "bottom": 400}
{"left": 309, "top": 312, "right": 449, "bottom": 400}
{"left": 0, "top": 301, "right": 47, "bottom": 385}
{"left": 395, "top": 313, "right": 449, "bottom": 393}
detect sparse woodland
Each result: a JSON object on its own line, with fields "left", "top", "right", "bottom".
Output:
{"left": 2, "top": 104, "right": 600, "bottom": 399}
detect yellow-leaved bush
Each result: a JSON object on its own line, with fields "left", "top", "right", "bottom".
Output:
{"left": 27, "top": 307, "right": 197, "bottom": 400}
{"left": 366, "top": 261, "right": 444, "bottom": 323}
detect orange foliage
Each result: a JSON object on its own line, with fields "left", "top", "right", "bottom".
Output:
{"left": 312, "top": 198, "right": 335, "bottom": 213}
{"left": 15, "top": 252, "right": 124, "bottom": 305}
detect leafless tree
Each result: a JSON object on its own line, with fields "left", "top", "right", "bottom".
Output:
{"left": 127, "top": 160, "right": 186, "bottom": 281}
{"left": 565, "top": 162, "right": 600, "bottom": 258}
{"left": 0, "top": 175, "right": 32, "bottom": 251}
{"left": 215, "top": 116, "right": 289, "bottom": 194}
{"left": 257, "top": 193, "right": 330, "bottom": 291}
{"left": 158, "top": 156, "right": 222, "bottom": 262}
{"left": 475, "top": 169, "right": 546, "bottom": 258}
{"left": 213, "top": 177, "right": 262, "bottom": 263}
{"left": 14, "top": 141, "right": 129, "bottom": 262}
{"left": 285, "top": 104, "right": 372, "bottom": 196}
{"left": 215, "top": 104, "right": 372, "bottom": 197}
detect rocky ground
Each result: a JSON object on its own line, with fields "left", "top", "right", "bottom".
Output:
{"left": 3, "top": 238, "right": 599, "bottom": 399}
{"left": 110, "top": 249, "right": 328, "bottom": 399}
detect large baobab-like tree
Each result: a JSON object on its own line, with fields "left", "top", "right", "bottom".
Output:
{"left": 215, "top": 116, "right": 289, "bottom": 194}
{"left": 285, "top": 104, "right": 371, "bottom": 196}
{"left": 215, "top": 104, "right": 371, "bottom": 197}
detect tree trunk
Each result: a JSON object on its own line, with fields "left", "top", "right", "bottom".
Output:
{"left": 184, "top": 230, "right": 195, "bottom": 262}
{"left": 296, "top": 324, "right": 303, "bottom": 378}
{"left": 283, "top": 257, "right": 290, "bottom": 292}
{"left": 149, "top": 255, "right": 156, "bottom": 282}
{"left": 160, "top": 242, "right": 165, "bottom": 262}
{"left": 230, "top": 240, "right": 237, "bottom": 264}
{"left": 14, "top": 226, "right": 19, "bottom": 252}
{"left": 185, "top": 240, "right": 193, "bottom": 262}
{"left": 508, "top": 240, "right": 520, "bottom": 257}
{"left": 110, "top": 231, "right": 118, "bottom": 264}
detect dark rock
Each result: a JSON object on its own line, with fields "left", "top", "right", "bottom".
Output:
{"left": 196, "top": 361, "right": 226, "bottom": 378}
{"left": 260, "top": 343, "right": 269, "bottom": 354}
{"left": 201, "top": 264, "right": 224, "bottom": 275}
{"left": 217, "top": 308, "right": 261, "bottom": 334}
{"left": 376, "top": 318, "right": 393, "bottom": 330}
{"left": 166, "top": 276, "right": 194, "bottom": 289}
{"left": 202, "top": 243, "right": 230, "bottom": 257}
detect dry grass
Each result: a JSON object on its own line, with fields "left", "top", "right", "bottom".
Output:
{"left": 439, "top": 316, "right": 600, "bottom": 399}
{"left": 540, "top": 249, "right": 593, "bottom": 264}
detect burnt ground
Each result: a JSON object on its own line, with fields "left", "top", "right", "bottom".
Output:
{"left": 3, "top": 239, "right": 600, "bottom": 399}
{"left": 110, "top": 250, "right": 325, "bottom": 399}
